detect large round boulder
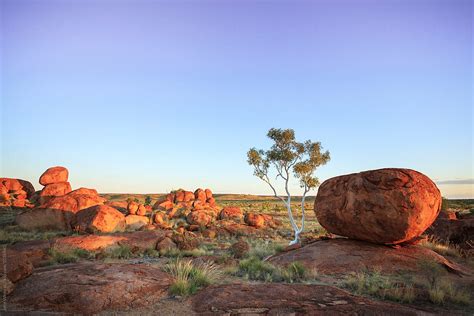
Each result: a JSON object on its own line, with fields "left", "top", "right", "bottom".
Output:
{"left": 39, "top": 166, "right": 69, "bottom": 185}
{"left": 314, "top": 168, "right": 441, "bottom": 245}
{"left": 74, "top": 205, "right": 126, "bottom": 233}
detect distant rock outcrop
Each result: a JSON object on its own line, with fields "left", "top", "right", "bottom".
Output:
{"left": 0, "top": 178, "right": 35, "bottom": 208}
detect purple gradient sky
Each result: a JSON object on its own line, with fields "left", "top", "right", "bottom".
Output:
{"left": 1, "top": 0, "right": 473, "bottom": 198}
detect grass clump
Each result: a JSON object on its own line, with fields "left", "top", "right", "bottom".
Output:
{"left": 104, "top": 245, "right": 132, "bottom": 259}
{"left": 344, "top": 269, "right": 415, "bottom": 303}
{"left": 47, "top": 248, "right": 95, "bottom": 265}
{"left": 161, "top": 247, "right": 212, "bottom": 258}
{"left": 164, "top": 259, "right": 222, "bottom": 296}
{"left": 279, "top": 261, "right": 313, "bottom": 283}
{"left": 235, "top": 256, "right": 314, "bottom": 283}
{"left": 237, "top": 256, "right": 277, "bottom": 281}
{"left": 418, "top": 259, "right": 471, "bottom": 306}
{"left": 420, "top": 238, "right": 462, "bottom": 258}
{"left": 247, "top": 239, "right": 285, "bottom": 260}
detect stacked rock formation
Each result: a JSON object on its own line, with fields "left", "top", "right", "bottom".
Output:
{"left": 314, "top": 168, "right": 442, "bottom": 245}
{"left": 16, "top": 167, "right": 108, "bottom": 231}
{"left": 37, "top": 167, "right": 72, "bottom": 205}
{"left": 0, "top": 178, "right": 35, "bottom": 208}
{"left": 124, "top": 201, "right": 151, "bottom": 230}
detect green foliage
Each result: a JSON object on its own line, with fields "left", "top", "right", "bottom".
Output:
{"left": 144, "top": 195, "right": 152, "bottom": 206}
{"left": 164, "top": 259, "right": 222, "bottom": 297}
{"left": 247, "top": 128, "right": 330, "bottom": 190}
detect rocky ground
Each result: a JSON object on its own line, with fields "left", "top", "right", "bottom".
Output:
{"left": 0, "top": 167, "right": 473, "bottom": 315}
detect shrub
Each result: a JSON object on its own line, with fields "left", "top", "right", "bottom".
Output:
{"left": 144, "top": 195, "right": 152, "bottom": 206}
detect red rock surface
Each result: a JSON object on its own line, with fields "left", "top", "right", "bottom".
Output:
{"left": 40, "top": 182, "right": 72, "bottom": 198}
{"left": 426, "top": 212, "right": 473, "bottom": 252}
{"left": 315, "top": 168, "right": 441, "bottom": 245}
{"left": 219, "top": 206, "right": 244, "bottom": 222}
{"left": 53, "top": 230, "right": 169, "bottom": 252}
{"left": 187, "top": 210, "right": 213, "bottom": 227}
{"left": 0, "top": 250, "right": 33, "bottom": 283}
{"left": 127, "top": 201, "right": 139, "bottom": 214}
{"left": 39, "top": 166, "right": 69, "bottom": 185}
{"left": 0, "top": 178, "right": 35, "bottom": 207}
{"left": 15, "top": 207, "right": 74, "bottom": 231}
{"left": 9, "top": 263, "right": 170, "bottom": 314}
{"left": 125, "top": 214, "right": 150, "bottom": 230}
{"left": 9, "top": 240, "right": 53, "bottom": 267}
{"left": 192, "top": 283, "right": 423, "bottom": 315}
{"left": 0, "top": 178, "right": 35, "bottom": 198}
{"left": 268, "top": 238, "right": 467, "bottom": 275}
{"left": 74, "top": 205, "right": 126, "bottom": 233}
{"left": 16, "top": 188, "right": 106, "bottom": 231}
{"left": 245, "top": 212, "right": 265, "bottom": 228}
{"left": 194, "top": 188, "right": 207, "bottom": 203}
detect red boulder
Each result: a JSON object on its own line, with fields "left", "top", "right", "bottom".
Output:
{"left": 314, "top": 168, "right": 441, "bottom": 245}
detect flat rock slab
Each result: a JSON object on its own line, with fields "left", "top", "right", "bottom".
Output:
{"left": 52, "top": 229, "right": 170, "bottom": 252}
{"left": 191, "top": 283, "right": 427, "bottom": 315}
{"left": 268, "top": 238, "right": 467, "bottom": 275}
{"left": 9, "top": 262, "right": 170, "bottom": 314}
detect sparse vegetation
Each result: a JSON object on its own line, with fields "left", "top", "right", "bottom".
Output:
{"left": 420, "top": 238, "right": 463, "bottom": 258}
{"left": 104, "top": 245, "right": 133, "bottom": 259}
{"left": 47, "top": 248, "right": 95, "bottom": 265}
{"left": 344, "top": 269, "right": 415, "bottom": 303}
{"left": 164, "top": 259, "right": 222, "bottom": 296}
{"left": 235, "top": 256, "right": 315, "bottom": 283}
{"left": 144, "top": 195, "right": 152, "bottom": 206}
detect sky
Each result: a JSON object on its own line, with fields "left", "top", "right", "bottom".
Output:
{"left": 1, "top": 0, "right": 473, "bottom": 198}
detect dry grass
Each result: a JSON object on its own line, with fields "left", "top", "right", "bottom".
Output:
{"left": 420, "top": 238, "right": 463, "bottom": 258}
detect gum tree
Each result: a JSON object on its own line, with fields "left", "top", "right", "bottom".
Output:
{"left": 247, "top": 128, "right": 330, "bottom": 245}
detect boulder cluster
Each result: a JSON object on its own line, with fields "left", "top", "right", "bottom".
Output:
{"left": 0, "top": 178, "right": 35, "bottom": 208}
{"left": 14, "top": 167, "right": 279, "bottom": 237}
{"left": 150, "top": 189, "right": 279, "bottom": 233}
{"left": 314, "top": 168, "right": 442, "bottom": 245}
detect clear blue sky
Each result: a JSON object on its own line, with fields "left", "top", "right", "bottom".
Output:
{"left": 1, "top": 0, "right": 473, "bottom": 198}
